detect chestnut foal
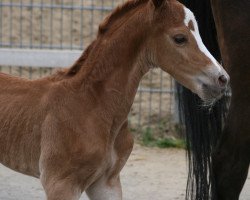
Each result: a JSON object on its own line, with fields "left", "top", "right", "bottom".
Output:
{"left": 0, "top": 0, "right": 229, "bottom": 199}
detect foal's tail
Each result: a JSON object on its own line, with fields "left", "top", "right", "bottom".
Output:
{"left": 176, "top": 1, "right": 230, "bottom": 200}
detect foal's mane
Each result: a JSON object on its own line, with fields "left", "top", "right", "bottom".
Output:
{"left": 55, "top": 0, "right": 149, "bottom": 78}
{"left": 98, "top": 0, "right": 148, "bottom": 34}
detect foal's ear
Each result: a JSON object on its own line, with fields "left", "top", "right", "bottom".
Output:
{"left": 151, "top": 0, "right": 166, "bottom": 8}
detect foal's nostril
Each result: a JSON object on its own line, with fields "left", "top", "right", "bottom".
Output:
{"left": 218, "top": 75, "right": 228, "bottom": 87}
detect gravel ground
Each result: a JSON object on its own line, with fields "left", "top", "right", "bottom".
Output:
{"left": 0, "top": 144, "right": 249, "bottom": 200}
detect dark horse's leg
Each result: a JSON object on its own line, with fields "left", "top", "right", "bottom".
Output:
{"left": 211, "top": 0, "right": 250, "bottom": 199}
{"left": 213, "top": 109, "right": 250, "bottom": 199}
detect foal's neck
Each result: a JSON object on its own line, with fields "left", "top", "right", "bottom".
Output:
{"left": 75, "top": 8, "right": 151, "bottom": 117}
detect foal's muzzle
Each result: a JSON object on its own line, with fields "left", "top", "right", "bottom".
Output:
{"left": 201, "top": 73, "right": 229, "bottom": 101}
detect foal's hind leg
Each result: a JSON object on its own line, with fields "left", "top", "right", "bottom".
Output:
{"left": 86, "top": 175, "right": 122, "bottom": 200}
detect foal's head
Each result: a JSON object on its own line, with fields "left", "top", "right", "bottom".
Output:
{"left": 147, "top": 0, "right": 229, "bottom": 102}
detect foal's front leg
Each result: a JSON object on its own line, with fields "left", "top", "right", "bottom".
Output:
{"left": 86, "top": 175, "right": 122, "bottom": 200}
{"left": 41, "top": 174, "right": 82, "bottom": 200}
{"left": 87, "top": 121, "right": 134, "bottom": 200}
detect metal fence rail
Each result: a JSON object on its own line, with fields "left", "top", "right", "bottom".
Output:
{"left": 0, "top": 0, "right": 177, "bottom": 135}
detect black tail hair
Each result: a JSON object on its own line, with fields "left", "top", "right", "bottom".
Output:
{"left": 177, "top": 0, "right": 230, "bottom": 199}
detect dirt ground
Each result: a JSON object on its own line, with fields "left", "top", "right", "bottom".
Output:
{"left": 0, "top": 144, "right": 249, "bottom": 200}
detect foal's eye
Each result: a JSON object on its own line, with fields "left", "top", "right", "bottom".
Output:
{"left": 173, "top": 34, "right": 188, "bottom": 45}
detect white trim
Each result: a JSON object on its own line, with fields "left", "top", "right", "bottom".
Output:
{"left": 183, "top": 7, "right": 221, "bottom": 72}
{"left": 0, "top": 48, "right": 82, "bottom": 68}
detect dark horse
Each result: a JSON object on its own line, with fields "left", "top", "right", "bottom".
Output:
{"left": 211, "top": 0, "right": 250, "bottom": 199}
{"left": 177, "top": 0, "right": 250, "bottom": 199}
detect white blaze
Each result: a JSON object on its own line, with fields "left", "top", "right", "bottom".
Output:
{"left": 183, "top": 7, "right": 221, "bottom": 72}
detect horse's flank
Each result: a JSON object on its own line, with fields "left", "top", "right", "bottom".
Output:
{"left": 0, "top": 73, "right": 47, "bottom": 176}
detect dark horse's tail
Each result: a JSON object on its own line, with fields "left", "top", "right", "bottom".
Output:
{"left": 177, "top": 0, "right": 230, "bottom": 200}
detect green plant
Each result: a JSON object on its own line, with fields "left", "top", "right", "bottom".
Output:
{"left": 156, "top": 138, "right": 186, "bottom": 149}
{"left": 141, "top": 127, "right": 186, "bottom": 149}
{"left": 142, "top": 127, "right": 155, "bottom": 147}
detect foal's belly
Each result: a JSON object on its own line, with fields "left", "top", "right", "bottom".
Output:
{"left": 0, "top": 130, "right": 41, "bottom": 178}
{"left": 0, "top": 99, "right": 44, "bottom": 177}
